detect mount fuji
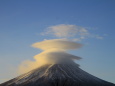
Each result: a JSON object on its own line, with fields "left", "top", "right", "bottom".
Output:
{"left": 0, "top": 58, "right": 115, "bottom": 86}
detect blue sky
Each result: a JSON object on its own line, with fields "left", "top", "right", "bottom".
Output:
{"left": 0, "top": 0, "right": 115, "bottom": 83}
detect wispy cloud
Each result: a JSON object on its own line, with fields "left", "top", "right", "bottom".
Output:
{"left": 42, "top": 24, "right": 104, "bottom": 41}
{"left": 95, "top": 35, "right": 104, "bottom": 39}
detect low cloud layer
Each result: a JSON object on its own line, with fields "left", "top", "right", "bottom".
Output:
{"left": 18, "top": 39, "right": 82, "bottom": 74}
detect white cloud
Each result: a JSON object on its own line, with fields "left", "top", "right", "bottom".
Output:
{"left": 95, "top": 35, "right": 104, "bottom": 39}
{"left": 42, "top": 24, "right": 104, "bottom": 41}
{"left": 18, "top": 24, "right": 105, "bottom": 74}
{"left": 42, "top": 24, "right": 89, "bottom": 40}
{"left": 32, "top": 39, "right": 82, "bottom": 50}
{"left": 18, "top": 39, "right": 82, "bottom": 74}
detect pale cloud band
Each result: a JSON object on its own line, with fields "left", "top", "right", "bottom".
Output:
{"left": 32, "top": 39, "right": 82, "bottom": 50}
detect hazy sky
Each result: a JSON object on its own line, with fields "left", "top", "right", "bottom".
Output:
{"left": 0, "top": 0, "right": 115, "bottom": 83}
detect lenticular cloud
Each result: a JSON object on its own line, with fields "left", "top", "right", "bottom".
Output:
{"left": 32, "top": 39, "right": 82, "bottom": 50}
{"left": 18, "top": 39, "right": 82, "bottom": 74}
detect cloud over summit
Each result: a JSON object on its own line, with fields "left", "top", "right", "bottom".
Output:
{"left": 18, "top": 39, "right": 82, "bottom": 74}
{"left": 18, "top": 24, "right": 104, "bottom": 74}
{"left": 32, "top": 39, "right": 83, "bottom": 50}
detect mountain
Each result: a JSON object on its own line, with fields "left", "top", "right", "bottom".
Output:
{"left": 0, "top": 59, "right": 115, "bottom": 86}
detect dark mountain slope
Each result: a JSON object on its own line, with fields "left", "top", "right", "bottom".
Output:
{"left": 0, "top": 60, "right": 115, "bottom": 86}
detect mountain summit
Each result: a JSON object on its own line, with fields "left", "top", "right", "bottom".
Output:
{"left": 0, "top": 58, "right": 115, "bottom": 86}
